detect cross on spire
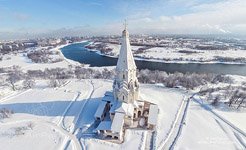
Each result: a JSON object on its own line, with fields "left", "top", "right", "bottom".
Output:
{"left": 124, "top": 19, "right": 128, "bottom": 30}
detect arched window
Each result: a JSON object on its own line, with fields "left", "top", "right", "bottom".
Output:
{"left": 123, "top": 74, "right": 125, "bottom": 79}
{"left": 123, "top": 95, "right": 125, "bottom": 101}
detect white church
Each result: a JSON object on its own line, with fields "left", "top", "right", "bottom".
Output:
{"left": 94, "top": 25, "right": 159, "bottom": 142}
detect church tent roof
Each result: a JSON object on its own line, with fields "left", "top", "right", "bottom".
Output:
{"left": 116, "top": 28, "right": 136, "bottom": 71}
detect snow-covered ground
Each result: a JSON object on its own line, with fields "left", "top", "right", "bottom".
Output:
{"left": 1, "top": 78, "right": 245, "bottom": 150}
{"left": 0, "top": 44, "right": 74, "bottom": 71}
{"left": 88, "top": 43, "right": 246, "bottom": 64}
{"left": 1, "top": 44, "right": 245, "bottom": 150}
{"left": 135, "top": 47, "right": 246, "bottom": 64}
{"left": 83, "top": 83, "right": 186, "bottom": 150}
{"left": 106, "top": 43, "right": 143, "bottom": 56}
{"left": 175, "top": 97, "right": 246, "bottom": 150}
{"left": 0, "top": 78, "right": 186, "bottom": 150}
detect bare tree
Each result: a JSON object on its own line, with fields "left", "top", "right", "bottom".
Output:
{"left": 49, "top": 79, "right": 60, "bottom": 88}
{"left": 27, "top": 122, "right": 35, "bottom": 130}
{"left": 23, "top": 77, "right": 36, "bottom": 89}
{"left": 0, "top": 108, "right": 14, "bottom": 119}
{"left": 6, "top": 69, "right": 22, "bottom": 91}
{"left": 211, "top": 95, "right": 221, "bottom": 106}
{"left": 237, "top": 94, "right": 246, "bottom": 109}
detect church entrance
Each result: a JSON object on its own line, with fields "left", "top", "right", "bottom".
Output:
{"left": 138, "top": 111, "right": 141, "bottom": 117}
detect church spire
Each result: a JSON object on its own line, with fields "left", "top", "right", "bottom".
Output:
{"left": 116, "top": 21, "right": 136, "bottom": 71}
{"left": 113, "top": 22, "right": 139, "bottom": 103}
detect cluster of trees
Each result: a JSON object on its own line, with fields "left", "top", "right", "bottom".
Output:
{"left": 85, "top": 43, "right": 113, "bottom": 55}
{"left": 215, "top": 56, "right": 246, "bottom": 63}
{"left": 228, "top": 87, "right": 246, "bottom": 109}
{"left": 199, "top": 85, "right": 246, "bottom": 109}
{"left": 178, "top": 50, "right": 201, "bottom": 54}
{"left": 3, "top": 66, "right": 25, "bottom": 91}
{"left": 138, "top": 69, "right": 218, "bottom": 89}
{"left": 3, "top": 66, "right": 115, "bottom": 89}
{"left": 133, "top": 47, "right": 152, "bottom": 54}
{"left": 0, "top": 108, "right": 14, "bottom": 119}
{"left": 194, "top": 45, "right": 229, "bottom": 50}
{"left": 4, "top": 65, "right": 235, "bottom": 91}
{"left": 13, "top": 123, "right": 34, "bottom": 136}
{"left": 27, "top": 50, "right": 51, "bottom": 63}
{"left": 3, "top": 65, "right": 245, "bottom": 109}
{"left": 27, "top": 50, "right": 62, "bottom": 63}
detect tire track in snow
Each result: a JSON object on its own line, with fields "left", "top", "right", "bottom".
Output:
{"left": 157, "top": 95, "right": 189, "bottom": 150}
{"left": 57, "top": 91, "right": 81, "bottom": 129}
{"left": 215, "top": 119, "right": 242, "bottom": 149}
{"left": 60, "top": 80, "right": 93, "bottom": 131}
{"left": 75, "top": 80, "right": 105, "bottom": 150}
{"left": 194, "top": 98, "right": 246, "bottom": 138}
{"left": 144, "top": 131, "right": 155, "bottom": 150}
{"left": 194, "top": 97, "right": 246, "bottom": 149}
{"left": 0, "top": 89, "right": 32, "bottom": 103}
{"left": 169, "top": 97, "right": 191, "bottom": 150}
{"left": 62, "top": 80, "right": 95, "bottom": 150}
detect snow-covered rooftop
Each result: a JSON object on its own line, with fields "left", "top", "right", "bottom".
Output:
{"left": 115, "top": 101, "right": 134, "bottom": 117}
{"left": 148, "top": 104, "right": 159, "bottom": 125}
{"left": 94, "top": 101, "right": 107, "bottom": 119}
{"left": 96, "top": 121, "right": 112, "bottom": 131}
{"left": 104, "top": 91, "right": 113, "bottom": 96}
{"left": 102, "top": 95, "right": 114, "bottom": 103}
{"left": 111, "top": 113, "right": 125, "bottom": 133}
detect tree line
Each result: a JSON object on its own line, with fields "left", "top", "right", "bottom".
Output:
{"left": 1, "top": 66, "right": 244, "bottom": 109}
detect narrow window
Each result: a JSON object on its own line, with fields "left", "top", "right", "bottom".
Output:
{"left": 123, "top": 96, "right": 125, "bottom": 100}
{"left": 123, "top": 74, "right": 125, "bottom": 79}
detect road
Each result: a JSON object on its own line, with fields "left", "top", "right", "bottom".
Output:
{"left": 157, "top": 94, "right": 191, "bottom": 150}
{"left": 59, "top": 80, "right": 94, "bottom": 150}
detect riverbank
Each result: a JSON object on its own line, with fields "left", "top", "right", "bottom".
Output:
{"left": 60, "top": 42, "right": 246, "bottom": 76}
{"left": 85, "top": 42, "right": 246, "bottom": 65}
{"left": 57, "top": 41, "right": 88, "bottom": 66}
{"left": 86, "top": 47, "right": 246, "bottom": 65}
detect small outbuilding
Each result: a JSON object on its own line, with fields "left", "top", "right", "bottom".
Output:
{"left": 147, "top": 104, "right": 159, "bottom": 129}
{"left": 94, "top": 101, "right": 108, "bottom": 121}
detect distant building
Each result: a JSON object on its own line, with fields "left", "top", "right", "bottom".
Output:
{"left": 37, "top": 40, "right": 48, "bottom": 46}
{"left": 94, "top": 25, "right": 159, "bottom": 142}
{"left": 3, "top": 45, "right": 12, "bottom": 51}
{"left": 11, "top": 44, "right": 20, "bottom": 50}
{"left": 48, "top": 38, "right": 61, "bottom": 45}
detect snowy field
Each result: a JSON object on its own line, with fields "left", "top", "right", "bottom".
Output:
{"left": 92, "top": 43, "right": 246, "bottom": 64}
{"left": 0, "top": 44, "right": 80, "bottom": 71}
{"left": 106, "top": 43, "right": 143, "bottom": 56}
{"left": 175, "top": 97, "right": 246, "bottom": 150}
{"left": 1, "top": 78, "right": 245, "bottom": 150}
{"left": 0, "top": 79, "right": 185, "bottom": 150}
{"left": 135, "top": 47, "right": 246, "bottom": 63}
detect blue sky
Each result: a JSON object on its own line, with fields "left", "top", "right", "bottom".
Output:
{"left": 0, "top": 0, "right": 246, "bottom": 39}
